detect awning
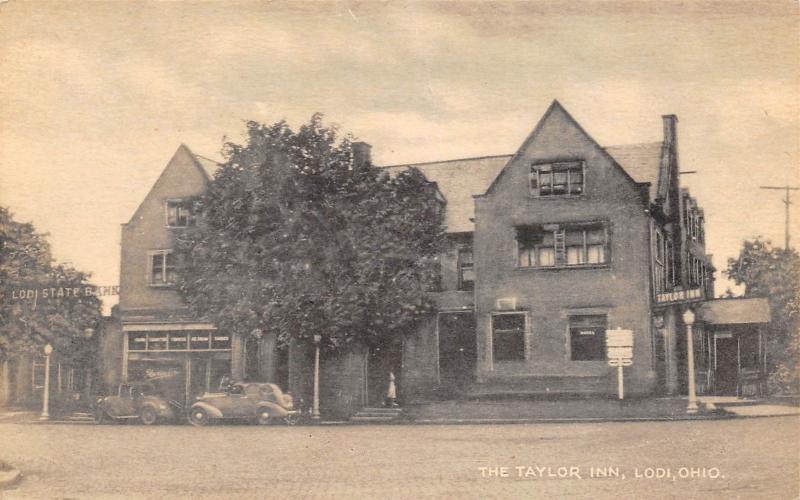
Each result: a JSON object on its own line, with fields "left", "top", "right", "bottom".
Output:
{"left": 698, "top": 298, "right": 771, "bottom": 325}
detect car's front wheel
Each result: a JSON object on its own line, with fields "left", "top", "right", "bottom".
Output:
{"left": 189, "top": 407, "right": 210, "bottom": 427}
{"left": 256, "top": 408, "right": 272, "bottom": 425}
{"left": 140, "top": 406, "right": 158, "bottom": 426}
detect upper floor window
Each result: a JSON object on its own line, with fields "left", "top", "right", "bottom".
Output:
{"left": 653, "top": 228, "right": 676, "bottom": 294}
{"left": 688, "top": 254, "right": 707, "bottom": 288}
{"left": 457, "top": 248, "right": 474, "bottom": 291}
{"left": 517, "top": 223, "right": 608, "bottom": 269}
{"left": 166, "top": 199, "right": 194, "bottom": 227}
{"left": 149, "top": 250, "right": 176, "bottom": 286}
{"left": 530, "top": 161, "right": 584, "bottom": 197}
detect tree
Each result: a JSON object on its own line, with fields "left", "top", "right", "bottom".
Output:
{"left": 0, "top": 207, "right": 102, "bottom": 361}
{"left": 725, "top": 237, "right": 800, "bottom": 392}
{"left": 175, "top": 115, "right": 445, "bottom": 353}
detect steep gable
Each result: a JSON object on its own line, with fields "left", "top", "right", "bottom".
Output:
{"left": 484, "top": 100, "right": 643, "bottom": 198}
{"left": 125, "top": 144, "right": 216, "bottom": 226}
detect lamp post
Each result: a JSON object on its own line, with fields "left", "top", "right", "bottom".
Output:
{"left": 683, "top": 308, "right": 699, "bottom": 414}
{"left": 311, "top": 334, "right": 321, "bottom": 421}
{"left": 40, "top": 343, "right": 53, "bottom": 421}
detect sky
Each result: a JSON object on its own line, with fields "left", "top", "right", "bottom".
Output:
{"left": 1, "top": 1, "right": 798, "bottom": 312}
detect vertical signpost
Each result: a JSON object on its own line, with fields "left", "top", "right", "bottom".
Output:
{"left": 606, "top": 328, "right": 633, "bottom": 400}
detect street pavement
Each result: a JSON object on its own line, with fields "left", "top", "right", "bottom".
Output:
{"left": 1, "top": 416, "right": 798, "bottom": 499}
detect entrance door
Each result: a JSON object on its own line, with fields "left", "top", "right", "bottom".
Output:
{"left": 366, "top": 342, "right": 402, "bottom": 406}
{"left": 714, "top": 336, "right": 739, "bottom": 395}
{"left": 438, "top": 312, "right": 477, "bottom": 392}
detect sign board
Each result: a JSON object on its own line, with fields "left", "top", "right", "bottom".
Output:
{"left": 607, "top": 347, "right": 633, "bottom": 360}
{"left": 655, "top": 287, "right": 704, "bottom": 305}
{"left": 605, "top": 327, "right": 634, "bottom": 400}
{"left": 608, "top": 358, "right": 633, "bottom": 367}
{"left": 606, "top": 329, "right": 633, "bottom": 348}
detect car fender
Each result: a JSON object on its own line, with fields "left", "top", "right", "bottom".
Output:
{"left": 140, "top": 401, "right": 175, "bottom": 419}
{"left": 191, "top": 402, "right": 224, "bottom": 419}
{"left": 257, "top": 401, "right": 288, "bottom": 417}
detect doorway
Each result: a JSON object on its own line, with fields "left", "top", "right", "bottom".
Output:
{"left": 714, "top": 335, "right": 739, "bottom": 395}
{"left": 366, "top": 341, "right": 402, "bottom": 407}
{"left": 437, "top": 312, "right": 477, "bottom": 392}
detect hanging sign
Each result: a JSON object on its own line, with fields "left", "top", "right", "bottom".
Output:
{"left": 655, "top": 287, "right": 704, "bottom": 305}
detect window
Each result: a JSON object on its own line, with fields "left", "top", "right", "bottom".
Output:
{"left": 569, "top": 315, "right": 607, "bottom": 361}
{"left": 654, "top": 228, "right": 674, "bottom": 294}
{"left": 127, "top": 331, "right": 230, "bottom": 351}
{"left": 518, "top": 223, "right": 607, "bottom": 268}
{"left": 149, "top": 250, "right": 176, "bottom": 286}
{"left": 166, "top": 199, "right": 194, "bottom": 227}
{"left": 530, "top": 161, "right": 584, "bottom": 196}
{"left": 492, "top": 313, "right": 526, "bottom": 362}
{"left": 457, "top": 248, "right": 475, "bottom": 291}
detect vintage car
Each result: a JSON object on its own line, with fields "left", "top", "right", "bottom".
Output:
{"left": 94, "top": 382, "right": 180, "bottom": 425}
{"left": 188, "top": 382, "right": 297, "bottom": 426}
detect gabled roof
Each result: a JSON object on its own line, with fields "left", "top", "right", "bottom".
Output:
{"left": 603, "top": 142, "right": 664, "bottom": 201}
{"left": 380, "top": 141, "right": 664, "bottom": 233}
{"left": 124, "top": 144, "right": 220, "bottom": 226}
{"left": 192, "top": 153, "right": 221, "bottom": 179}
{"left": 381, "top": 155, "right": 511, "bottom": 233}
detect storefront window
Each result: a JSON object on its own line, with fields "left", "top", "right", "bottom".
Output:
{"left": 127, "top": 331, "right": 230, "bottom": 352}
{"left": 211, "top": 332, "right": 231, "bottom": 350}
{"left": 190, "top": 333, "right": 211, "bottom": 350}
{"left": 569, "top": 315, "right": 607, "bottom": 361}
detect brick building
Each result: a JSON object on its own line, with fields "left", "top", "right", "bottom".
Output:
{"left": 391, "top": 101, "right": 717, "bottom": 401}
{"left": 104, "top": 101, "right": 770, "bottom": 420}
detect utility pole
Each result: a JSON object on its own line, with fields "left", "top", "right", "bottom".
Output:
{"left": 760, "top": 186, "right": 800, "bottom": 249}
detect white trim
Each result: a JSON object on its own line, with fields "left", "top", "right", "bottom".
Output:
{"left": 123, "top": 323, "right": 216, "bottom": 332}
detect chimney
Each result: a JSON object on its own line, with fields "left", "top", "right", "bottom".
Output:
{"left": 662, "top": 114, "right": 678, "bottom": 146}
{"left": 351, "top": 142, "right": 372, "bottom": 171}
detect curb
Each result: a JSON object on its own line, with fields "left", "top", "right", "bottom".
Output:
{"left": 0, "top": 462, "right": 22, "bottom": 490}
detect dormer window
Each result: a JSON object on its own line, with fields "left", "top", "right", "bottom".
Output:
{"left": 530, "top": 161, "right": 584, "bottom": 197}
{"left": 166, "top": 199, "right": 194, "bottom": 227}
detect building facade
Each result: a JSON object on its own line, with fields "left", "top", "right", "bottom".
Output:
{"left": 104, "top": 101, "right": 769, "bottom": 419}
{"left": 111, "top": 145, "right": 285, "bottom": 406}
{"left": 393, "top": 101, "right": 719, "bottom": 401}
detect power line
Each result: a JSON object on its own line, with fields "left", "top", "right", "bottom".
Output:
{"left": 760, "top": 185, "right": 800, "bottom": 249}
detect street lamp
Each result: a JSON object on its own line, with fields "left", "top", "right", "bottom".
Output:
{"left": 683, "top": 308, "right": 699, "bottom": 414}
{"left": 40, "top": 343, "right": 53, "bottom": 421}
{"left": 312, "top": 334, "right": 321, "bottom": 421}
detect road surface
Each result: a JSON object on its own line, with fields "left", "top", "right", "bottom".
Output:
{"left": 2, "top": 416, "right": 798, "bottom": 499}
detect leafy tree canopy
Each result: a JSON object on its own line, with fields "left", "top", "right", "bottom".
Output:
{"left": 0, "top": 207, "right": 102, "bottom": 360}
{"left": 725, "top": 237, "right": 800, "bottom": 389}
{"left": 176, "top": 115, "right": 445, "bottom": 351}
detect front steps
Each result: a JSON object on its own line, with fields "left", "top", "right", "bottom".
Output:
{"left": 350, "top": 406, "right": 404, "bottom": 423}
{"left": 464, "top": 376, "right": 611, "bottom": 399}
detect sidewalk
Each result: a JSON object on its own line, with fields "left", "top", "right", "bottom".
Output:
{"left": 402, "top": 396, "right": 800, "bottom": 424}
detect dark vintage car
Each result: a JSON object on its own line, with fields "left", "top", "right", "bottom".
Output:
{"left": 188, "top": 382, "right": 297, "bottom": 426}
{"left": 95, "top": 382, "right": 180, "bottom": 425}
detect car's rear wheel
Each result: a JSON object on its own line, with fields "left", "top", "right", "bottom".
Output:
{"left": 140, "top": 407, "right": 158, "bottom": 426}
{"left": 189, "top": 407, "right": 210, "bottom": 427}
{"left": 256, "top": 408, "right": 272, "bottom": 425}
